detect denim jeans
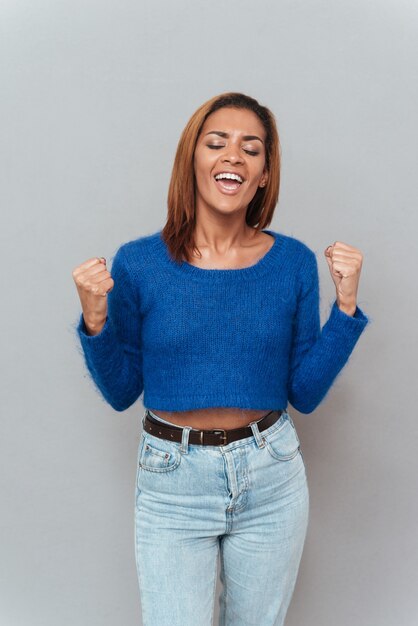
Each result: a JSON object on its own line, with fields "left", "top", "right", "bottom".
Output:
{"left": 134, "top": 408, "right": 309, "bottom": 626}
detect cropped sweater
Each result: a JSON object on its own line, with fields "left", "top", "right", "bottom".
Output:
{"left": 75, "top": 229, "right": 370, "bottom": 414}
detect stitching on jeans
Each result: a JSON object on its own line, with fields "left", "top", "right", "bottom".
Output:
{"left": 219, "top": 537, "right": 227, "bottom": 626}
{"left": 210, "top": 542, "right": 219, "bottom": 626}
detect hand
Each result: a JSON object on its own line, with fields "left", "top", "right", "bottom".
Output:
{"left": 72, "top": 257, "right": 114, "bottom": 333}
{"left": 324, "top": 241, "right": 363, "bottom": 314}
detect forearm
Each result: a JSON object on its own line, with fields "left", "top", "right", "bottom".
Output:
{"left": 77, "top": 313, "right": 143, "bottom": 411}
{"left": 288, "top": 300, "right": 369, "bottom": 413}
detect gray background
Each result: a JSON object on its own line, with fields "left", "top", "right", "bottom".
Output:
{"left": 1, "top": 0, "right": 416, "bottom": 624}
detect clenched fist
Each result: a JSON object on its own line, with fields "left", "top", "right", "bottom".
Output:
{"left": 72, "top": 257, "right": 114, "bottom": 335}
{"left": 324, "top": 241, "right": 363, "bottom": 316}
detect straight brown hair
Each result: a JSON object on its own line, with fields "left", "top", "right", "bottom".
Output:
{"left": 162, "top": 92, "right": 281, "bottom": 264}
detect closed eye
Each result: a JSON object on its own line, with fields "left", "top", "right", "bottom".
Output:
{"left": 207, "top": 145, "right": 259, "bottom": 156}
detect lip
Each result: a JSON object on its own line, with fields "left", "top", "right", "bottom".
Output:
{"left": 213, "top": 177, "right": 244, "bottom": 195}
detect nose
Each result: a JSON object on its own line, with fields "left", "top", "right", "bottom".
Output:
{"left": 221, "top": 144, "right": 244, "bottom": 164}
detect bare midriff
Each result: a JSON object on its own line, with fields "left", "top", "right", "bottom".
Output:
{"left": 147, "top": 407, "right": 277, "bottom": 431}
{"left": 149, "top": 230, "right": 278, "bottom": 431}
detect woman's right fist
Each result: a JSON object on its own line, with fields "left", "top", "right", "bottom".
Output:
{"left": 72, "top": 257, "right": 114, "bottom": 335}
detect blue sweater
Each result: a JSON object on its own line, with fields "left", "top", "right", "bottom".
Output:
{"left": 75, "top": 229, "right": 369, "bottom": 414}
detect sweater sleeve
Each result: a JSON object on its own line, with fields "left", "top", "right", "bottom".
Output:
{"left": 287, "top": 250, "right": 369, "bottom": 414}
{"left": 76, "top": 244, "right": 143, "bottom": 411}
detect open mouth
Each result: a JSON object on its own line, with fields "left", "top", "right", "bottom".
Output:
{"left": 213, "top": 174, "right": 244, "bottom": 194}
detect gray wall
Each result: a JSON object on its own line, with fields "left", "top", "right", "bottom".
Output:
{"left": 1, "top": 0, "right": 417, "bottom": 624}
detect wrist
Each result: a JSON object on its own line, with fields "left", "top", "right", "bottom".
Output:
{"left": 83, "top": 313, "right": 107, "bottom": 335}
{"left": 336, "top": 300, "right": 356, "bottom": 316}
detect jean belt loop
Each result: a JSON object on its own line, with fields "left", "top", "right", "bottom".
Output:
{"left": 249, "top": 420, "right": 265, "bottom": 449}
{"left": 180, "top": 426, "right": 192, "bottom": 454}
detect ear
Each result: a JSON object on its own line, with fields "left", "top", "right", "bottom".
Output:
{"left": 259, "top": 169, "right": 268, "bottom": 188}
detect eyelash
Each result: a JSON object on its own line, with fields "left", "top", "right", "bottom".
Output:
{"left": 207, "top": 145, "right": 259, "bottom": 156}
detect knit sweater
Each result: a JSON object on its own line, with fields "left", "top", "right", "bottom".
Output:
{"left": 75, "top": 228, "right": 369, "bottom": 414}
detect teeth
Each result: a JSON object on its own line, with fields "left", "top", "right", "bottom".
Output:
{"left": 215, "top": 172, "right": 243, "bottom": 183}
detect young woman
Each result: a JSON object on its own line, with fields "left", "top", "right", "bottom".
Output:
{"left": 72, "top": 92, "right": 369, "bottom": 626}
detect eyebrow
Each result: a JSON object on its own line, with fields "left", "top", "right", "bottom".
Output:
{"left": 204, "top": 130, "right": 264, "bottom": 144}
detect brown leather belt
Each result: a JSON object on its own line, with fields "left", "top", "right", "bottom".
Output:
{"left": 143, "top": 409, "right": 284, "bottom": 446}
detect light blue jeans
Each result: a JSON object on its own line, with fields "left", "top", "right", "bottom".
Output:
{"left": 134, "top": 408, "right": 309, "bottom": 626}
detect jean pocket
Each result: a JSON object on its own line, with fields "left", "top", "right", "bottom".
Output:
{"left": 138, "top": 432, "right": 182, "bottom": 473}
{"left": 262, "top": 414, "right": 301, "bottom": 461}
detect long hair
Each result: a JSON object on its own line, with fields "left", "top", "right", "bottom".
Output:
{"left": 162, "top": 92, "right": 281, "bottom": 264}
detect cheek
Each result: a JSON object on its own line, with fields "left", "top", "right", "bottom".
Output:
{"left": 250, "top": 167, "right": 266, "bottom": 187}
{"left": 194, "top": 152, "right": 214, "bottom": 187}
{"left": 193, "top": 151, "right": 206, "bottom": 179}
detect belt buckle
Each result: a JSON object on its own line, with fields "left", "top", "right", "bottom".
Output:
{"left": 205, "top": 429, "right": 227, "bottom": 445}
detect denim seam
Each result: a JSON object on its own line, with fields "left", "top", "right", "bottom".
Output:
{"left": 209, "top": 545, "right": 219, "bottom": 626}
{"left": 219, "top": 538, "right": 227, "bottom": 626}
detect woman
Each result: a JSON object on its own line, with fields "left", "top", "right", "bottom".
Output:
{"left": 72, "top": 92, "right": 369, "bottom": 626}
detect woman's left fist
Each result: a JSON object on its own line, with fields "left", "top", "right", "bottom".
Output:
{"left": 324, "top": 241, "right": 363, "bottom": 312}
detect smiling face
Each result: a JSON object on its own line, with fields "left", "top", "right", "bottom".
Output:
{"left": 193, "top": 107, "right": 269, "bottom": 218}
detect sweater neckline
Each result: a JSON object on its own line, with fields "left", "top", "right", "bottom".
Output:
{"left": 155, "top": 228, "right": 285, "bottom": 281}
